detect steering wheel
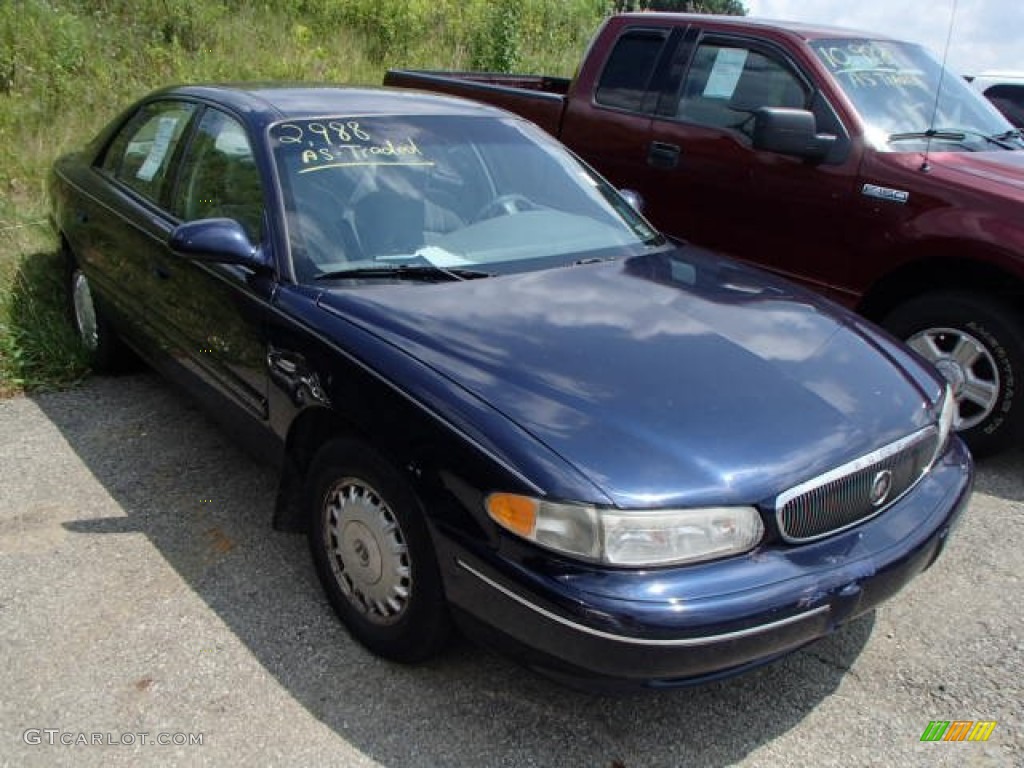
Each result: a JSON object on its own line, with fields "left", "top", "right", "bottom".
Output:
{"left": 474, "top": 193, "right": 537, "bottom": 222}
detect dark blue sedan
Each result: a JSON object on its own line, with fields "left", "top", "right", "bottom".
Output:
{"left": 49, "top": 85, "right": 972, "bottom": 689}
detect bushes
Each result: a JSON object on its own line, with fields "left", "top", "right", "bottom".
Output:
{"left": 0, "top": 0, "right": 607, "bottom": 392}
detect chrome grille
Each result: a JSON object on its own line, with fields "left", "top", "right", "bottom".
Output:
{"left": 775, "top": 427, "right": 940, "bottom": 543}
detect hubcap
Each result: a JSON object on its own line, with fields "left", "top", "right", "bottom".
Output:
{"left": 71, "top": 271, "right": 99, "bottom": 352}
{"left": 322, "top": 478, "right": 411, "bottom": 625}
{"left": 907, "top": 327, "right": 1000, "bottom": 431}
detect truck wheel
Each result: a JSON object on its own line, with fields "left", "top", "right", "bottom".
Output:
{"left": 882, "top": 292, "right": 1023, "bottom": 457}
{"left": 67, "top": 263, "right": 123, "bottom": 373}
{"left": 307, "top": 438, "right": 450, "bottom": 662}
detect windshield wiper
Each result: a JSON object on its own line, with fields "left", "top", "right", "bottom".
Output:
{"left": 888, "top": 127, "right": 1018, "bottom": 149}
{"left": 987, "top": 128, "right": 1023, "bottom": 147}
{"left": 314, "top": 264, "right": 493, "bottom": 282}
{"left": 889, "top": 128, "right": 968, "bottom": 144}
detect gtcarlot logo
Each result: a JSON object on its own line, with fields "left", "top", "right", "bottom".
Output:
{"left": 23, "top": 729, "right": 204, "bottom": 747}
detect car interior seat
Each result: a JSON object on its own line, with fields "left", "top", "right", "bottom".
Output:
{"left": 352, "top": 188, "right": 426, "bottom": 257}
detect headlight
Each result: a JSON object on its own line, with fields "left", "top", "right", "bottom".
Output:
{"left": 486, "top": 493, "right": 764, "bottom": 567}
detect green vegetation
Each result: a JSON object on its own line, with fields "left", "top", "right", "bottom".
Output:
{"left": 0, "top": 0, "right": 744, "bottom": 395}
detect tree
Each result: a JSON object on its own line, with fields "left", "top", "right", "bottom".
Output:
{"left": 613, "top": 1, "right": 747, "bottom": 14}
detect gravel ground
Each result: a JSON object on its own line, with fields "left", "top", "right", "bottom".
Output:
{"left": 1, "top": 373, "right": 1021, "bottom": 767}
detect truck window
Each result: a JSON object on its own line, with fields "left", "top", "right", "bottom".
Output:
{"left": 677, "top": 43, "right": 808, "bottom": 134}
{"left": 595, "top": 30, "right": 668, "bottom": 113}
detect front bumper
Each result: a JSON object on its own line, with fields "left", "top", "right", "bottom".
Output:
{"left": 439, "top": 437, "right": 973, "bottom": 688}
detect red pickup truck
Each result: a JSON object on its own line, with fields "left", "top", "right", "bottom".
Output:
{"left": 385, "top": 12, "right": 1024, "bottom": 455}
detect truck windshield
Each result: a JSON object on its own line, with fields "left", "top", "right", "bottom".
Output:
{"left": 811, "top": 39, "right": 1018, "bottom": 151}
{"left": 269, "top": 114, "right": 664, "bottom": 282}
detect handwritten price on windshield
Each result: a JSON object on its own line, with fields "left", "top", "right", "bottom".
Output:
{"left": 275, "top": 121, "right": 370, "bottom": 145}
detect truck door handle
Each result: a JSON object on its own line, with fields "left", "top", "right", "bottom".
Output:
{"left": 648, "top": 142, "right": 680, "bottom": 169}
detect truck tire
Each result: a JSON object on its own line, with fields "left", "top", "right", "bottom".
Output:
{"left": 882, "top": 292, "right": 1023, "bottom": 457}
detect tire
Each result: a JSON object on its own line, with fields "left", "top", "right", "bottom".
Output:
{"left": 307, "top": 438, "right": 450, "bottom": 662}
{"left": 882, "top": 292, "right": 1023, "bottom": 457}
{"left": 67, "top": 262, "right": 123, "bottom": 373}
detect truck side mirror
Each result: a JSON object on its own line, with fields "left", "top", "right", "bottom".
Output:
{"left": 752, "top": 107, "right": 836, "bottom": 162}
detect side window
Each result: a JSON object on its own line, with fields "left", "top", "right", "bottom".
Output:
{"left": 595, "top": 30, "right": 668, "bottom": 113}
{"left": 172, "top": 109, "right": 264, "bottom": 242}
{"left": 677, "top": 43, "right": 808, "bottom": 134}
{"left": 100, "top": 101, "right": 196, "bottom": 204}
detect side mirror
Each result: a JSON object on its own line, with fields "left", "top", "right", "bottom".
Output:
{"left": 619, "top": 189, "right": 645, "bottom": 214}
{"left": 168, "top": 218, "right": 269, "bottom": 271}
{"left": 752, "top": 107, "right": 836, "bottom": 161}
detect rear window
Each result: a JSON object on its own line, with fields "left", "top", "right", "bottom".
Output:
{"left": 595, "top": 30, "right": 668, "bottom": 113}
{"left": 983, "top": 83, "right": 1024, "bottom": 128}
{"left": 100, "top": 101, "right": 196, "bottom": 204}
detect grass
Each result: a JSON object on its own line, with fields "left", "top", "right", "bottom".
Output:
{"left": 0, "top": 223, "right": 89, "bottom": 395}
{"left": 0, "top": 0, "right": 607, "bottom": 395}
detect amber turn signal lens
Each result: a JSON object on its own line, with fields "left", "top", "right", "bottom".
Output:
{"left": 486, "top": 493, "right": 538, "bottom": 537}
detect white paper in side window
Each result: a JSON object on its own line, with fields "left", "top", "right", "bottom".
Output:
{"left": 703, "top": 48, "right": 748, "bottom": 99}
{"left": 136, "top": 116, "right": 178, "bottom": 182}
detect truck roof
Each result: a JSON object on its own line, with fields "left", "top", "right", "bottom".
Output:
{"left": 615, "top": 12, "right": 895, "bottom": 43}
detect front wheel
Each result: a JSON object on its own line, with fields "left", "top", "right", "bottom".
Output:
{"left": 307, "top": 439, "right": 450, "bottom": 662}
{"left": 882, "top": 292, "right": 1023, "bottom": 457}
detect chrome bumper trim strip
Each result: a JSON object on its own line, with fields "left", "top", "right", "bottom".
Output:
{"left": 456, "top": 558, "right": 830, "bottom": 647}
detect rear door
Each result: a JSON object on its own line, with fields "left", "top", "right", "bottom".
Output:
{"left": 84, "top": 100, "right": 198, "bottom": 349}
{"left": 559, "top": 25, "right": 681, "bottom": 199}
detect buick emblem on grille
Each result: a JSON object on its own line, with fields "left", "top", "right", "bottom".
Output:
{"left": 869, "top": 469, "right": 894, "bottom": 507}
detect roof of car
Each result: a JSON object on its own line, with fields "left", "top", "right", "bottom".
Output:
{"left": 151, "top": 84, "right": 507, "bottom": 121}
{"left": 617, "top": 12, "right": 894, "bottom": 41}
{"left": 970, "top": 71, "right": 1024, "bottom": 83}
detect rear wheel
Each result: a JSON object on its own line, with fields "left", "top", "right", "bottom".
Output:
{"left": 67, "top": 263, "right": 123, "bottom": 373}
{"left": 883, "top": 292, "right": 1023, "bottom": 456}
{"left": 307, "top": 438, "right": 450, "bottom": 662}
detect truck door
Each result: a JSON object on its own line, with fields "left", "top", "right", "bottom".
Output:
{"left": 559, "top": 26, "right": 678, "bottom": 205}
{"left": 643, "top": 34, "right": 862, "bottom": 303}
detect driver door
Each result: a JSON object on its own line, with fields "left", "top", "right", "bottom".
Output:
{"left": 156, "top": 106, "right": 274, "bottom": 422}
{"left": 644, "top": 36, "right": 862, "bottom": 300}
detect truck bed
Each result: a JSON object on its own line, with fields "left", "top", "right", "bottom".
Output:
{"left": 383, "top": 69, "right": 569, "bottom": 136}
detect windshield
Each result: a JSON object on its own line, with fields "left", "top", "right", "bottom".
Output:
{"left": 269, "top": 115, "right": 663, "bottom": 282}
{"left": 811, "top": 39, "right": 1020, "bottom": 151}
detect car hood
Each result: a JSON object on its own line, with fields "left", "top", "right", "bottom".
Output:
{"left": 926, "top": 148, "right": 1024, "bottom": 193}
{"left": 315, "top": 249, "right": 940, "bottom": 508}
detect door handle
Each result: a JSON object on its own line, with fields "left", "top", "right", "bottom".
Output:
{"left": 647, "top": 142, "right": 680, "bottom": 169}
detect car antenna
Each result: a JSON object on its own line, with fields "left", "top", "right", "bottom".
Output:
{"left": 921, "top": 0, "right": 959, "bottom": 172}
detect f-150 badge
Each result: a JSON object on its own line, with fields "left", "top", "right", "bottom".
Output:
{"left": 862, "top": 183, "right": 910, "bottom": 204}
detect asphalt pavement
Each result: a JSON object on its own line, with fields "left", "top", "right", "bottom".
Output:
{"left": 1, "top": 373, "right": 1021, "bottom": 767}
